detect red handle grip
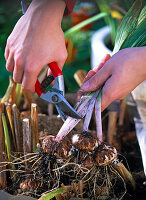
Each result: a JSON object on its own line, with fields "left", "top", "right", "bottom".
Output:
{"left": 49, "top": 62, "right": 63, "bottom": 78}
{"left": 35, "top": 62, "right": 62, "bottom": 96}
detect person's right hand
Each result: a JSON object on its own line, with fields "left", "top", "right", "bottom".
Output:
{"left": 5, "top": 0, "right": 67, "bottom": 92}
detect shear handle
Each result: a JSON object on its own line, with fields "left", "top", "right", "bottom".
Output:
{"left": 49, "top": 62, "right": 63, "bottom": 78}
{"left": 35, "top": 62, "right": 63, "bottom": 97}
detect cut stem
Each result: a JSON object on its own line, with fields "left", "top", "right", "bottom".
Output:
{"left": 1, "top": 76, "right": 16, "bottom": 103}
{"left": 119, "top": 99, "right": 126, "bottom": 126}
{"left": 107, "top": 112, "right": 118, "bottom": 145}
{"left": 31, "top": 103, "right": 39, "bottom": 152}
{"left": 2, "top": 113, "right": 11, "bottom": 161}
{"left": 6, "top": 104, "right": 16, "bottom": 150}
{"left": 83, "top": 91, "right": 99, "bottom": 132}
{"left": 0, "top": 103, "right": 5, "bottom": 151}
{"left": 12, "top": 104, "right": 22, "bottom": 152}
{"left": 23, "top": 118, "right": 32, "bottom": 154}
{"left": 22, "top": 88, "right": 36, "bottom": 109}
{"left": 95, "top": 90, "right": 102, "bottom": 142}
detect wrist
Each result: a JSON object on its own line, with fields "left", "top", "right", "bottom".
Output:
{"left": 27, "top": 0, "right": 66, "bottom": 24}
{"left": 135, "top": 47, "right": 146, "bottom": 79}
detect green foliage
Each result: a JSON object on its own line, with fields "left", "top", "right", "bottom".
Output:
{"left": 96, "top": 0, "right": 118, "bottom": 45}
{"left": 113, "top": 0, "right": 145, "bottom": 54}
{"left": 39, "top": 187, "right": 67, "bottom": 200}
{"left": 121, "top": 4, "right": 146, "bottom": 48}
{"left": 64, "top": 12, "right": 108, "bottom": 37}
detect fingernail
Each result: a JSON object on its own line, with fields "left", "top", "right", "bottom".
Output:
{"left": 81, "top": 81, "right": 90, "bottom": 90}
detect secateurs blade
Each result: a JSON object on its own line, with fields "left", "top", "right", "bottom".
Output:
{"left": 35, "top": 62, "right": 83, "bottom": 121}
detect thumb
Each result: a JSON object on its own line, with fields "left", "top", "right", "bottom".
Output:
{"left": 81, "top": 65, "right": 111, "bottom": 92}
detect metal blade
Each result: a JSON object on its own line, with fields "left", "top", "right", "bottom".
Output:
{"left": 40, "top": 91, "right": 83, "bottom": 119}
{"left": 56, "top": 97, "right": 83, "bottom": 119}
{"left": 56, "top": 95, "right": 92, "bottom": 141}
{"left": 56, "top": 105, "right": 67, "bottom": 122}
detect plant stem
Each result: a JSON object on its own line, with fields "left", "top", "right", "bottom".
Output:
{"left": 23, "top": 118, "right": 32, "bottom": 154}
{"left": 107, "top": 112, "right": 118, "bottom": 145}
{"left": 83, "top": 91, "right": 99, "bottom": 132}
{"left": 1, "top": 76, "right": 16, "bottom": 103}
{"left": 65, "top": 13, "right": 108, "bottom": 37}
{"left": 22, "top": 118, "right": 31, "bottom": 168}
{"left": 2, "top": 113, "right": 11, "bottom": 160}
{"left": 12, "top": 104, "right": 22, "bottom": 152}
{"left": 95, "top": 90, "right": 102, "bottom": 142}
{"left": 0, "top": 103, "right": 5, "bottom": 151}
{"left": 31, "top": 103, "right": 39, "bottom": 152}
{"left": 6, "top": 104, "right": 16, "bottom": 150}
{"left": 16, "top": 83, "right": 23, "bottom": 106}
{"left": 22, "top": 88, "right": 36, "bottom": 109}
{"left": 0, "top": 104, "right": 7, "bottom": 188}
{"left": 118, "top": 99, "right": 126, "bottom": 126}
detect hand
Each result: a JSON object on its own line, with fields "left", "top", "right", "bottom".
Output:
{"left": 81, "top": 47, "right": 146, "bottom": 111}
{"left": 5, "top": 0, "right": 67, "bottom": 92}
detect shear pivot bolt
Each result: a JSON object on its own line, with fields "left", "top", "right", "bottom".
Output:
{"left": 52, "top": 95, "right": 58, "bottom": 102}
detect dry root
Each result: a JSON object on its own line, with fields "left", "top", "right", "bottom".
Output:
{"left": 3, "top": 132, "right": 135, "bottom": 199}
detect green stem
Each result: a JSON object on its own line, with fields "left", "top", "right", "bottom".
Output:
{"left": 2, "top": 113, "right": 11, "bottom": 160}
{"left": 64, "top": 13, "right": 109, "bottom": 37}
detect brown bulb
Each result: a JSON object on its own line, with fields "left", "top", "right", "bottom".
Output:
{"left": 42, "top": 135, "right": 71, "bottom": 158}
{"left": 72, "top": 132, "right": 99, "bottom": 151}
{"left": 93, "top": 143, "right": 117, "bottom": 166}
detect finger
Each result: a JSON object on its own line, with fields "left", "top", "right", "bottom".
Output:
{"left": 93, "top": 54, "right": 111, "bottom": 73}
{"left": 83, "top": 54, "right": 111, "bottom": 83}
{"left": 13, "top": 57, "right": 24, "bottom": 83}
{"left": 5, "top": 53, "right": 14, "bottom": 73}
{"left": 4, "top": 44, "right": 9, "bottom": 61}
{"left": 22, "top": 64, "right": 40, "bottom": 92}
{"left": 81, "top": 65, "right": 111, "bottom": 92}
{"left": 83, "top": 70, "right": 96, "bottom": 83}
{"left": 76, "top": 89, "right": 84, "bottom": 101}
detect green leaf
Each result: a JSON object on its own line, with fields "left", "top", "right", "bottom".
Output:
{"left": 121, "top": 17, "right": 146, "bottom": 48}
{"left": 2, "top": 113, "right": 11, "bottom": 160}
{"left": 38, "top": 187, "right": 67, "bottom": 200}
{"left": 64, "top": 13, "right": 108, "bottom": 37}
{"left": 138, "top": 5, "right": 146, "bottom": 25}
{"left": 113, "top": 0, "right": 142, "bottom": 54}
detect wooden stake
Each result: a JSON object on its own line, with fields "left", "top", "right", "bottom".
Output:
{"left": 16, "top": 83, "right": 23, "bottom": 106}
{"left": 0, "top": 103, "right": 5, "bottom": 151}
{"left": 48, "top": 103, "right": 54, "bottom": 116}
{"left": 0, "top": 102, "right": 7, "bottom": 188}
{"left": 74, "top": 70, "right": 87, "bottom": 87}
{"left": 31, "top": 103, "right": 39, "bottom": 152}
{"left": 23, "top": 118, "right": 31, "bottom": 154}
{"left": 1, "top": 76, "right": 16, "bottom": 103}
{"left": 118, "top": 99, "right": 126, "bottom": 127}
{"left": 22, "top": 118, "right": 31, "bottom": 168}
{"left": 6, "top": 105, "right": 16, "bottom": 150}
{"left": 12, "top": 104, "right": 22, "bottom": 152}
{"left": 107, "top": 112, "right": 118, "bottom": 145}
{"left": 22, "top": 88, "right": 36, "bottom": 109}
{"left": 0, "top": 143, "right": 7, "bottom": 188}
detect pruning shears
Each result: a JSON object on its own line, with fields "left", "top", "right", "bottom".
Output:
{"left": 35, "top": 62, "right": 83, "bottom": 121}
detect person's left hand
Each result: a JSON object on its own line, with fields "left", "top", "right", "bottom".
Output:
{"left": 81, "top": 47, "right": 146, "bottom": 111}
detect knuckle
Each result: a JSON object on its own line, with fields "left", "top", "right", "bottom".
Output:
{"left": 24, "top": 64, "right": 35, "bottom": 74}
{"left": 15, "top": 54, "right": 24, "bottom": 67}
